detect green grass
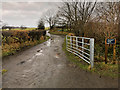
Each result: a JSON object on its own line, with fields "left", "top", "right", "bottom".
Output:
{"left": 2, "top": 28, "right": 36, "bottom": 31}
{"left": 49, "top": 30, "right": 68, "bottom": 36}
{"left": 45, "top": 27, "right": 50, "bottom": 30}
{"left": 62, "top": 38, "right": 89, "bottom": 69}
{"left": 62, "top": 38, "right": 118, "bottom": 78}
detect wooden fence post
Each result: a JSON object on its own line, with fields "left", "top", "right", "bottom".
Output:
{"left": 105, "top": 38, "right": 108, "bottom": 64}
{"left": 113, "top": 39, "right": 116, "bottom": 64}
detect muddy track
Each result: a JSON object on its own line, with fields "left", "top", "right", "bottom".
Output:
{"left": 2, "top": 33, "right": 118, "bottom": 88}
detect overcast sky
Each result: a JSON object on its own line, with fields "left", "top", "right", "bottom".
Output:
{"left": 1, "top": 0, "right": 120, "bottom": 28}
{"left": 2, "top": 2, "right": 60, "bottom": 27}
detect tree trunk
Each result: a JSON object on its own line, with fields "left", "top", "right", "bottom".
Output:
{"left": 118, "top": 2, "right": 120, "bottom": 41}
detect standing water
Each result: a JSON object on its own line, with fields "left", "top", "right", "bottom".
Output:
{"left": 46, "top": 30, "right": 51, "bottom": 37}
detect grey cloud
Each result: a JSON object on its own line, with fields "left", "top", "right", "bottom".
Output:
{"left": 2, "top": 0, "right": 62, "bottom": 2}
{"left": 2, "top": 2, "right": 60, "bottom": 27}
{"left": 2, "top": 0, "right": 120, "bottom": 2}
{"left": 3, "top": 2, "right": 57, "bottom": 12}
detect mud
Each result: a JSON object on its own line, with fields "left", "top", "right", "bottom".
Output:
{"left": 2, "top": 31, "right": 118, "bottom": 88}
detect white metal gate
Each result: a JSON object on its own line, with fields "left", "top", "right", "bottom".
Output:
{"left": 66, "top": 35, "right": 94, "bottom": 68}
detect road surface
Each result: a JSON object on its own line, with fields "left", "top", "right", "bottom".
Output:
{"left": 2, "top": 32, "right": 118, "bottom": 88}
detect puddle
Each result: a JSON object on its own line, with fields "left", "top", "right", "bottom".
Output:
{"left": 37, "top": 50, "right": 40, "bottom": 52}
{"left": 57, "top": 64, "right": 64, "bottom": 67}
{"left": 55, "top": 53, "right": 61, "bottom": 58}
{"left": 17, "top": 61, "right": 26, "bottom": 65}
{"left": 27, "top": 50, "right": 44, "bottom": 62}
{"left": 46, "top": 39, "right": 51, "bottom": 47}
{"left": 54, "top": 48, "right": 59, "bottom": 52}
{"left": 34, "top": 48, "right": 44, "bottom": 56}
{"left": 40, "top": 50, "right": 43, "bottom": 53}
{"left": 37, "top": 48, "right": 43, "bottom": 52}
{"left": 35, "top": 53, "right": 44, "bottom": 56}
{"left": 55, "top": 55, "right": 59, "bottom": 58}
{"left": 46, "top": 30, "right": 51, "bottom": 37}
{"left": 37, "top": 50, "right": 43, "bottom": 53}
{"left": 46, "top": 30, "right": 51, "bottom": 47}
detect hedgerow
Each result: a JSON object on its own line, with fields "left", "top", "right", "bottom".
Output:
{"left": 2, "top": 30, "right": 46, "bottom": 57}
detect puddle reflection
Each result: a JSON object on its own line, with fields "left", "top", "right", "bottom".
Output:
{"left": 46, "top": 30, "right": 51, "bottom": 37}
{"left": 46, "top": 39, "right": 51, "bottom": 47}
{"left": 35, "top": 53, "right": 44, "bottom": 56}
{"left": 46, "top": 30, "right": 51, "bottom": 47}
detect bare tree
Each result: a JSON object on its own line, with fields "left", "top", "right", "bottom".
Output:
{"left": 44, "top": 10, "right": 58, "bottom": 30}
{"left": 96, "top": 2, "right": 119, "bottom": 38}
{"left": 118, "top": 2, "right": 120, "bottom": 40}
{"left": 57, "top": 1, "right": 96, "bottom": 36}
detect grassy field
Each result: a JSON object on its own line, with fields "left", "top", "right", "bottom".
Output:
{"left": 2, "top": 28, "right": 36, "bottom": 31}
{"left": 49, "top": 30, "right": 69, "bottom": 35}
{"left": 2, "top": 27, "right": 50, "bottom": 31}
{"left": 45, "top": 27, "right": 50, "bottom": 30}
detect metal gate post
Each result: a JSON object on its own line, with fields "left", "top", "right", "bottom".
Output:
{"left": 90, "top": 38, "right": 94, "bottom": 68}
{"left": 66, "top": 35, "right": 67, "bottom": 50}
{"left": 70, "top": 36, "right": 72, "bottom": 48}
{"left": 82, "top": 38, "right": 84, "bottom": 55}
{"left": 76, "top": 37, "right": 78, "bottom": 49}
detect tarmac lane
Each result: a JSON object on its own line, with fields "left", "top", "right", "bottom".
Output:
{"left": 2, "top": 34, "right": 118, "bottom": 88}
